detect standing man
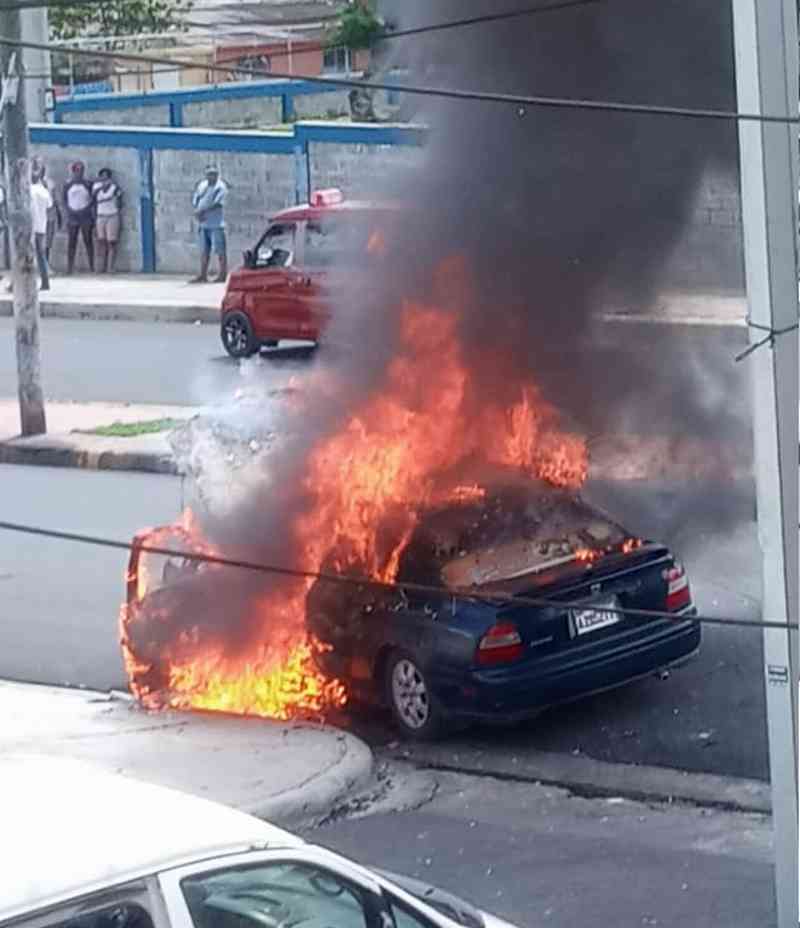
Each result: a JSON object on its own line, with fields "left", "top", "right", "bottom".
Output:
{"left": 30, "top": 173, "right": 51, "bottom": 291}
{"left": 32, "top": 157, "right": 62, "bottom": 264}
{"left": 92, "top": 167, "right": 123, "bottom": 273}
{"left": 63, "top": 160, "right": 94, "bottom": 274}
{"left": 190, "top": 165, "right": 228, "bottom": 283}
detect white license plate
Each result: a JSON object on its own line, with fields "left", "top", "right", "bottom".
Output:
{"left": 572, "top": 597, "right": 620, "bottom": 636}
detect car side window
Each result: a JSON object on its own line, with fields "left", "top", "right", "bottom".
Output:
{"left": 49, "top": 904, "right": 156, "bottom": 928}
{"left": 256, "top": 224, "right": 295, "bottom": 268}
{"left": 386, "top": 897, "right": 436, "bottom": 928}
{"left": 181, "top": 861, "right": 370, "bottom": 928}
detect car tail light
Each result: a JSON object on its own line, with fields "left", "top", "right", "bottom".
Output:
{"left": 662, "top": 562, "right": 691, "bottom": 612}
{"left": 477, "top": 621, "right": 524, "bottom": 666}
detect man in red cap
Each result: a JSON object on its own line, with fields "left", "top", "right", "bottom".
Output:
{"left": 63, "top": 160, "right": 94, "bottom": 274}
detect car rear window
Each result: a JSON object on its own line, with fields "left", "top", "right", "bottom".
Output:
{"left": 398, "top": 485, "right": 627, "bottom": 588}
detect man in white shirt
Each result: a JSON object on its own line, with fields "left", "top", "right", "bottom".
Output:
{"left": 31, "top": 173, "right": 52, "bottom": 290}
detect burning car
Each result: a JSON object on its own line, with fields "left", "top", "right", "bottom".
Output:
{"left": 121, "top": 289, "right": 699, "bottom": 740}
{"left": 124, "top": 475, "right": 698, "bottom": 741}
{"left": 305, "top": 477, "right": 699, "bottom": 739}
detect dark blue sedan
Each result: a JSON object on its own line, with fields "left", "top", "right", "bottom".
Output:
{"left": 307, "top": 481, "right": 700, "bottom": 739}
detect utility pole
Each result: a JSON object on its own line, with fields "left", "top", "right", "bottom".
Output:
{"left": 20, "top": 5, "right": 50, "bottom": 124}
{"left": 0, "top": 0, "right": 46, "bottom": 436}
{"left": 732, "top": 1, "right": 798, "bottom": 926}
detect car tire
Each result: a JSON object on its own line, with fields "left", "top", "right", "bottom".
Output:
{"left": 221, "top": 311, "right": 258, "bottom": 358}
{"left": 385, "top": 650, "right": 447, "bottom": 741}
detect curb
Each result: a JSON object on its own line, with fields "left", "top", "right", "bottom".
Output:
{"left": 250, "top": 728, "right": 375, "bottom": 828}
{"left": 0, "top": 298, "right": 218, "bottom": 325}
{"left": 0, "top": 681, "right": 376, "bottom": 830}
{"left": 383, "top": 743, "right": 771, "bottom": 815}
{"left": 0, "top": 441, "right": 179, "bottom": 475}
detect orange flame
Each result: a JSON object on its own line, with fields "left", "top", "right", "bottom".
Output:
{"left": 121, "top": 258, "right": 589, "bottom": 722}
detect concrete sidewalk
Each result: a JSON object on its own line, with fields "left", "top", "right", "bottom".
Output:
{"left": 0, "top": 400, "right": 197, "bottom": 474}
{"left": 0, "top": 680, "right": 373, "bottom": 828}
{"left": 0, "top": 398, "right": 754, "bottom": 480}
{"left": 0, "top": 272, "right": 746, "bottom": 326}
{"left": 0, "top": 274, "right": 224, "bottom": 324}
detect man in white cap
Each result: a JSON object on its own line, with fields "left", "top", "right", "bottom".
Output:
{"left": 190, "top": 164, "right": 228, "bottom": 283}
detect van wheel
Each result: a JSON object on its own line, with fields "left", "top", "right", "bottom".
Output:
{"left": 221, "top": 312, "right": 257, "bottom": 358}
{"left": 385, "top": 650, "right": 447, "bottom": 741}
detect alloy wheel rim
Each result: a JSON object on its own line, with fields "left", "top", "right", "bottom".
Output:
{"left": 224, "top": 319, "right": 248, "bottom": 353}
{"left": 391, "top": 658, "right": 430, "bottom": 729}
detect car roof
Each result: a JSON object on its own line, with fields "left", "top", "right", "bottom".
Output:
{"left": 271, "top": 199, "right": 398, "bottom": 223}
{"left": 0, "top": 755, "right": 302, "bottom": 921}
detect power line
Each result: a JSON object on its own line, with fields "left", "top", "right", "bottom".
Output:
{"left": 179, "top": 0, "right": 614, "bottom": 62}
{"left": 0, "top": 519, "right": 793, "bottom": 632}
{"left": 0, "top": 32, "right": 798, "bottom": 125}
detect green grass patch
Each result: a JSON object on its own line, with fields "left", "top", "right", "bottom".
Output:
{"left": 78, "top": 418, "right": 184, "bottom": 438}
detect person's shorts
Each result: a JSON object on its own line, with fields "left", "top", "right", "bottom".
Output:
{"left": 200, "top": 226, "right": 226, "bottom": 256}
{"left": 95, "top": 214, "right": 121, "bottom": 243}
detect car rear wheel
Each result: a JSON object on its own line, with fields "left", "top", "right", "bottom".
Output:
{"left": 221, "top": 311, "right": 258, "bottom": 358}
{"left": 385, "top": 650, "right": 446, "bottom": 740}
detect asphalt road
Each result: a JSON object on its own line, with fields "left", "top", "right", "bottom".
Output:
{"left": 311, "top": 769, "right": 775, "bottom": 927}
{"left": 0, "top": 466, "right": 185, "bottom": 689}
{"left": 0, "top": 318, "right": 311, "bottom": 406}
{"left": 0, "top": 318, "right": 749, "bottom": 427}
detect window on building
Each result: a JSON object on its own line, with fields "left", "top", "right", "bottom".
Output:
{"left": 323, "top": 46, "right": 353, "bottom": 73}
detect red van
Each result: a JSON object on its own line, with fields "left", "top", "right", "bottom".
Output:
{"left": 220, "top": 189, "right": 390, "bottom": 358}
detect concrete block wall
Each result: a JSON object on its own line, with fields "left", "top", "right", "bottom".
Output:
{"left": 29, "top": 144, "right": 142, "bottom": 273}
{"left": 660, "top": 171, "right": 744, "bottom": 292}
{"left": 65, "top": 106, "right": 167, "bottom": 127}
{"left": 28, "top": 123, "right": 741, "bottom": 291}
{"left": 153, "top": 149, "right": 297, "bottom": 273}
{"left": 182, "top": 95, "right": 282, "bottom": 129}
{"left": 291, "top": 90, "right": 351, "bottom": 120}
{"left": 308, "top": 141, "right": 423, "bottom": 197}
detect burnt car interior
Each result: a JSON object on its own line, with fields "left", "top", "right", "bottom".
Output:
{"left": 397, "top": 482, "right": 632, "bottom": 591}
